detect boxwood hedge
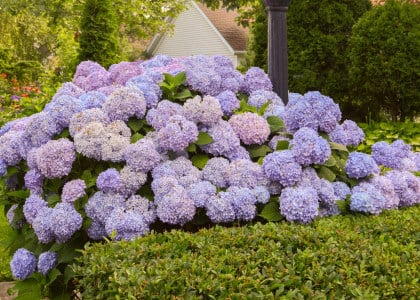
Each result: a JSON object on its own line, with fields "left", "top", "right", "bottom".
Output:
{"left": 73, "top": 205, "right": 419, "bottom": 299}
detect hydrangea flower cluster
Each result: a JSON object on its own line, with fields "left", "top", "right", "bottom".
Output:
{"left": 1, "top": 54, "right": 418, "bottom": 284}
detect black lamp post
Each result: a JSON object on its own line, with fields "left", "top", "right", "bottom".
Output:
{"left": 263, "top": 0, "right": 291, "bottom": 104}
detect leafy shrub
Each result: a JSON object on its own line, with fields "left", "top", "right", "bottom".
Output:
{"left": 0, "top": 54, "right": 418, "bottom": 298}
{"left": 348, "top": 0, "right": 420, "bottom": 122}
{"left": 73, "top": 205, "right": 420, "bottom": 299}
{"left": 0, "top": 205, "right": 13, "bottom": 281}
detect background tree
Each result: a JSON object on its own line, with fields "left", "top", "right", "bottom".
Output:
{"left": 348, "top": 0, "right": 420, "bottom": 122}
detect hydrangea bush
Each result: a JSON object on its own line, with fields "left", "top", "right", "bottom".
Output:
{"left": 0, "top": 54, "right": 419, "bottom": 298}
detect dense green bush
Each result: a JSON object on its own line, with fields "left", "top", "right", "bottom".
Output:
{"left": 78, "top": 0, "right": 120, "bottom": 68}
{"left": 73, "top": 205, "right": 420, "bottom": 299}
{"left": 0, "top": 206, "right": 12, "bottom": 281}
{"left": 348, "top": 0, "right": 420, "bottom": 122}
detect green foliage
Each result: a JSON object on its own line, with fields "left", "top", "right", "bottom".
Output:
{"left": 73, "top": 205, "right": 420, "bottom": 299}
{"left": 159, "top": 72, "right": 193, "bottom": 102}
{"left": 0, "top": 206, "right": 13, "bottom": 281}
{"left": 78, "top": 0, "right": 120, "bottom": 68}
{"left": 357, "top": 121, "right": 420, "bottom": 153}
{"left": 348, "top": 0, "right": 420, "bottom": 122}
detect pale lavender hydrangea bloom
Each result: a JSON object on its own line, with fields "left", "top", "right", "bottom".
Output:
{"left": 0, "top": 130, "right": 26, "bottom": 165}
{"left": 125, "top": 195, "right": 157, "bottom": 225}
{"left": 108, "top": 61, "right": 143, "bottom": 85}
{"left": 166, "top": 156, "right": 202, "bottom": 184}
{"left": 228, "top": 112, "right": 270, "bottom": 145}
{"left": 316, "top": 178, "right": 337, "bottom": 207}
{"left": 85, "top": 191, "right": 126, "bottom": 223}
{"left": 80, "top": 69, "right": 111, "bottom": 92}
{"left": 50, "top": 202, "right": 83, "bottom": 243}
{"left": 156, "top": 185, "right": 196, "bottom": 226}
{"left": 290, "top": 127, "right": 331, "bottom": 166}
{"left": 224, "top": 186, "right": 257, "bottom": 221}
{"left": 97, "top": 85, "right": 119, "bottom": 96}
{"left": 201, "top": 157, "right": 230, "bottom": 188}
{"left": 24, "top": 169, "right": 44, "bottom": 194}
{"left": 105, "top": 207, "right": 150, "bottom": 241}
{"left": 44, "top": 95, "right": 84, "bottom": 129}
{"left": 102, "top": 86, "right": 147, "bottom": 122}
{"left": 61, "top": 179, "right": 86, "bottom": 203}
{"left": 32, "top": 207, "right": 55, "bottom": 243}
{"left": 37, "top": 252, "right": 58, "bottom": 275}
{"left": 262, "top": 150, "right": 302, "bottom": 187}
{"left": 79, "top": 91, "right": 107, "bottom": 109}
{"left": 187, "top": 180, "right": 217, "bottom": 207}
{"left": 328, "top": 120, "right": 365, "bottom": 147}
{"left": 350, "top": 183, "right": 386, "bottom": 214}
{"left": 215, "top": 90, "right": 240, "bottom": 116}
{"left": 152, "top": 176, "right": 181, "bottom": 200}
{"left": 146, "top": 100, "right": 184, "bottom": 130}
{"left": 248, "top": 89, "right": 283, "bottom": 109}
{"left": 124, "top": 138, "right": 161, "bottom": 172}
{"left": 73, "top": 122, "right": 108, "bottom": 160}
{"left": 52, "top": 82, "right": 84, "bottom": 101}
{"left": 200, "top": 120, "right": 241, "bottom": 156}
{"left": 10, "top": 248, "right": 37, "bottom": 280}
{"left": 332, "top": 181, "right": 351, "bottom": 200}
{"left": 69, "top": 108, "right": 110, "bottom": 137}
{"left": 228, "top": 159, "right": 269, "bottom": 189}
{"left": 119, "top": 165, "right": 148, "bottom": 196}
{"left": 213, "top": 55, "right": 243, "bottom": 92}
{"left": 205, "top": 194, "right": 236, "bottom": 223}
{"left": 368, "top": 175, "right": 399, "bottom": 210}
{"left": 22, "top": 112, "right": 59, "bottom": 148}
{"left": 36, "top": 138, "right": 76, "bottom": 179}
{"left": 241, "top": 67, "right": 272, "bottom": 94}
{"left": 126, "top": 76, "right": 162, "bottom": 108}
{"left": 183, "top": 95, "right": 223, "bottom": 126}
{"left": 345, "top": 152, "right": 378, "bottom": 179}
{"left": 385, "top": 170, "right": 420, "bottom": 207}
{"left": 23, "top": 194, "right": 48, "bottom": 224}
{"left": 371, "top": 140, "right": 411, "bottom": 169}
{"left": 87, "top": 220, "right": 108, "bottom": 241}
{"left": 225, "top": 146, "right": 251, "bottom": 162}
{"left": 96, "top": 168, "right": 124, "bottom": 193}
{"left": 101, "top": 132, "right": 130, "bottom": 163}
{"left": 279, "top": 187, "right": 319, "bottom": 223}
{"left": 157, "top": 115, "right": 198, "bottom": 152}
{"left": 252, "top": 186, "right": 271, "bottom": 204}
{"left": 73, "top": 60, "right": 106, "bottom": 85}
{"left": 140, "top": 54, "right": 172, "bottom": 69}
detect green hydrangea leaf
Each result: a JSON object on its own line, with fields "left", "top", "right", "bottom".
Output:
{"left": 195, "top": 132, "right": 213, "bottom": 145}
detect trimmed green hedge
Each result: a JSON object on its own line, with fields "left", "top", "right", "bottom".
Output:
{"left": 73, "top": 205, "right": 420, "bottom": 299}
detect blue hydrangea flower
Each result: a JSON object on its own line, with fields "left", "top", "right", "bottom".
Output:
{"left": 328, "top": 120, "right": 365, "bottom": 147}
{"left": 22, "top": 112, "right": 60, "bottom": 148}
{"left": 10, "top": 248, "right": 37, "bottom": 280}
{"left": 44, "top": 95, "right": 84, "bottom": 129}
{"left": 332, "top": 181, "right": 351, "bottom": 200}
{"left": 350, "top": 183, "right": 386, "bottom": 214}
{"left": 86, "top": 220, "right": 108, "bottom": 241}
{"left": 119, "top": 166, "right": 148, "bottom": 196}
{"left": 61, "top": 179, "right": 86, "bottom": 203}
{"left": 124, "top": 138, "right": 161, "bottom": 172}
{"left": 248, "top": 89, "right": 283, "bottom": 109}
{"left": 385, "top": 170, "right": 420, "bottom": 207}
{"left": 69, "top": 108, "right": 110, "bottom": 137}
{"left": 51, "top": 203, "right": 83, "bottom": 243}
{"left": 215, "top": 90, "right": 240, "bottom": 116}
{"left": 0, "top": 130, "right": 26, "bottom": 165}
{"left": 200, "top": 120, "right": 241, "bottom": 156}
{"left": 146, "top": 100, "right": 184, "bottom": 130}
{"left": 205, "top": 194, "right": 236, "bottom": 223}
{"left": 345, "top": 152, "right": 378, "bottom": 179}
{"left": 372, "top": 140, "right": 411, "bottom": 169}
{"left": 52, "top": 82, "right": 84, "bottom": 101}
{"left": 201, "top": 157, "right": 230, "bottom": 188}
{"left": 290, "top": 127, "right": 331, "bottom": 166}
{"left": 157, "top": 115, "right": 198, "bottom": 152}
{"left": 79, "top": 91, "right": 107, "bottom": 109}
{"left": 252, "top": 186, "right": 271, "bottom": 204}
{"left": 126, "top": 76, "right": 162, "bottom": 108}
{"left": 152, "top": 176, "right": 181, "bottom": 200}
{"left": 125, "top": 195, "right": 157, "bottom": 225}
{"left": 85, "top": 191, "right": 126, "bottom": 223}
{"left": 187, "top": 180, "right": 217, "bottom": 207}
{"left": 37, "top": 252, "right": 58, "bottom": 275}
{"left": 32, "top": 207, "right": 55, "bottom": 243}
{"left": 36, "top": 138, "right": 76, "bottom": 179}
{"left": 183, "top": 95, "right": 223, "bottom": 126}
{"left": 279, "top": 187, "right": 319, "bottom": 223}
{"left": 102, "top": 86, "right": 147, "bottom": 122}
{"left": 262, "top": 150, "right": 302, "bottom": 187}
{"left": 240, "top": 67, "right": 272, "bottom": 94}
{"left": 368, "top": 175, "right": 399, "bottom": 210}
{"left": 23, "top": 194, "right": 48, "bottom": 224}
{"left": 24, "top": 169, "right": 44, "bottom": 194}
{"left": 228, "top": 159, "right": 269, "bottom": 189}
{"left": 228, "top": 112, "right": 270, "bottom": 145}
{"left": 105, "top": 207, "right": 150, "bottom": 241}
{"left": 224, "top": 186, "right": 257, "bottom": 221}
{"left": 225, "top": 146, "right": 251, "bottom": 162}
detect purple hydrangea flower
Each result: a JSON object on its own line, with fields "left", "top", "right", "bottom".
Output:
{"left": 228, "top": 159, "right": 269, "bottom": 188}
{"left": 248, "top": 90, "right": 283, "bottom": 109}
{"left": 279, "top": 187, "right": 319, "bottom": 224}
{"left": 224, "top": 186, "right": 257, "bottom": 221}
{"left": 345, "top": 152, "right": 378, "bottom": 179}
{"left": 124, "top": 138, "right": 161, "bottom": 172}
{"left": 200, "top": 120, "right": 240, "bottom": 156}
{"left": 101, "top": 132, "right": 130, "bottom": 162}
{"left": 252, "top": 186, "right": 271, "bottom": 204}
{"left": 228, "top": 112, "right": 270, "bottom": 145}
{"left": 240, "top": 67, "right": 272, "bottom": 94}
{"left": 24, "top": 169, "right": 44, "bottom": 194}
{"left": 36, "top": 138, "right": 76, "bottom": 179}
{"left": 146, "top": 100, "right": 184, "bottom": 130}
{"left": 79, "top": 69, "right": 111, "bottom": 92}
{"left": 96, "top": 168, "right": 124, "bottom": 193}
{"left": 85, "top": 191, "right": 126, "bottom": 223}
{"left": 73, "top": 60, "right": 107, "bottom": 85}
{"left": 152, "top": 176, "right": 181, "bottom": 200}
{"left": 7, "top": 204, "right": 23, "bottom": 229}
{"left": 0, "top": 130, "right": 26, "bottom": 165}
{"left": 225, "top": 146, "right": 251, "bottom": 162}
{"left": 109, "top": 61, "right": 143, "bottom": 85}
{"left": 87, "top": 220, "right": 108, "bottom": 240}
{"left": 328, "top": 120, "right": 365, "bottom": 147}
{"left": 119, "top": 166, "right": 148, "bottom": 196}
{"left": 44, "top": 95, "right": 84, "bottom": 129}
{"left": 32, "top": 207, "right": 55, "bottom": 243}
{"left": 22, "top": 112, "right": 60, "bottom": 148}
{"left": 37, "top": 252, "right": 58, "bottom": 275}
{"left": 156, "top": 185, "right": 196, "bottom": 226}
{"left": 102, "top": 86, "right": 147, "bottom": 122}
{"left": 385, "top": 170, "right": 420, "bottom": 207}
{"left": 61, "top": 179, "right": 86, "bottom": 203}
{"left": 105, "top": 207, "right": 150, "bottom": 241}
{"left": 52, "top": 82, "right": 84, "bottom": 101}
{"left": 290, "top": 127, "right": 331, "bottom": 166}
{"left": 157, "top": 115, "right": 198, "bottom": 152}
{"left": 126, "top": 76, "right": 162, "bottom": 108}
{"left": 262, "top": 150, "right": 302, "bottom": 187}
{"left": 205, "top": 194, "right": 236, "bottom": 223}
{"left": 23, "top": 194, "right": 48, "bottom": 224}
{"left": 184, "top": 60, "right": 223, "bottom": 96}
{"left": 215, "top": 90, "right": 240, "bottom": 116}
{"left": 73, "top": 122, "right": 108, "bottom": 160}
{"left": 51, "top": 202, "right": 83, "bottom": 243}
{"left": 10, "top": 248, "right": 37, "bottom": 280}
{"left": 69, "top": 108, "right": 110, "bottom": 137}
{"left": 79, "top": 91, "right": 107, "bottom": 109}
{"left": 187, "top": 180, "right": 217, "bottom": 207}
{"left": 332, "top": 181, "right": 351, "bottom": 200}
{"left": 372, "top": 140, "right": 411, "bottom": 169}
{"left": 201, "top": 157, "right": 230, "bottom": 188}
{"left": 125, "top": 195, "right": 157, "bottom": 225}
{"left": 350, "top": 183, "right": 386, "bottom": 214}
{"left": 183, "top": 95, "right": 223, "bottom": 126}
{"left": 368, "top": 175, "right": 399, "bottom": 210}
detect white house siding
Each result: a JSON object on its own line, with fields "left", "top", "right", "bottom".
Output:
{"left": 150, "top": 2, "right": 238, "bottom": 66}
